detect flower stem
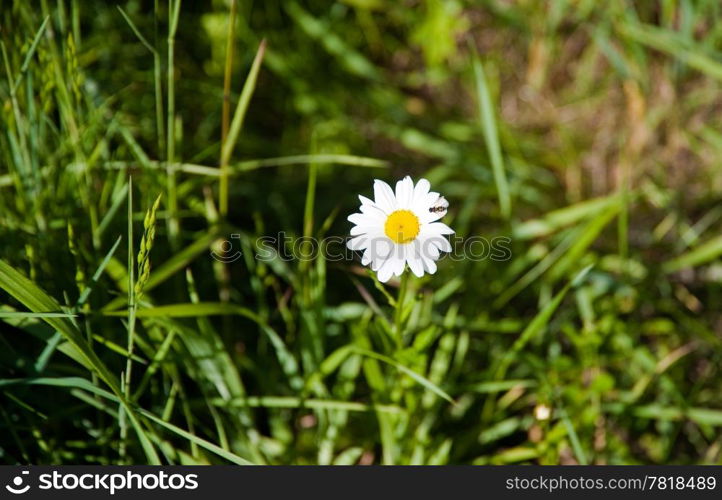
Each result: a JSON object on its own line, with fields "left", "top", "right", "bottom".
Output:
{"left": 393, "top": 272, "right": 410, "bottom": 348}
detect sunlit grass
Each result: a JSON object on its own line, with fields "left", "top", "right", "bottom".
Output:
{"left": 1, "top": 0, "right": 722, "bottom": 465}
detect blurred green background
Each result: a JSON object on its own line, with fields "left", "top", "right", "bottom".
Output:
{"left": 1, "top": 0, "right": 722, "bottom": 464}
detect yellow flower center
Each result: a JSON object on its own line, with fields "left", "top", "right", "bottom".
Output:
{"left": 384, "top": 210, "right": 420, "bottom": 244}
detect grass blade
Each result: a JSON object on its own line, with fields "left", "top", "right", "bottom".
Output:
{"left": 663, "top": 235, "right": 722, "bottom": 273}
{"left": 219, "top": 38, "right": 267, "bottom": 213}
{"left": 352, "top": 347, "right": 455, "bottom": 404}
{"left": 0, "top": 260, "right": 160, "bottom": 464}
{"left": 470, "top": 45, "right": 511, "bottom": 219}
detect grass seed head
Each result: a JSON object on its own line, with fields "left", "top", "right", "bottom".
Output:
{"left": 134, "top": 194, "right": 162, "bottom": 300}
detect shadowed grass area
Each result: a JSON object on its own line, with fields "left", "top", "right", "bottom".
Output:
{"left": 1, "top": 0, "right": 722, "bottom": 465}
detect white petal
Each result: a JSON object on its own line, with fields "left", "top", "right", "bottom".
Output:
{"left": 377, "top": 256, "right": 396, "bottom": 283}
{"left": 423, "top": 222, "right": 455, "bottom": 235}
{"left": 412, "top": 178, "right": 431, "bottom": 205}
{"left": 415, "top": 236, "right": 439, "bottom": 273}
{"left": 423, "top": 191, "right": 440, "bottom": 206}
{"left": 359, "top": 203, "right": 387, "bottom": 222}
{"left": 350, "top": 225, "right": 380, "bottom": 236}
{"left": 421, "top": 255, "right": 437, "bottom": 274}
{"left": 421, "top": 211, "right": 445, "bottom": 223}
{"left": 421, "top": 191, "right": 441, "bottom": 212}
{"left": 393, "top": 246, "right": 407, "bottom": 276}
{"left": 357, "top": 195, "right": 387, "bottom": 217}
{"left": 406, "top": 248, "right": 424, "bottom": 277}
{"left": 430, "top": 236, "right": 452, "bottom": 253}
{"left": 412, "top": 191, "right": 441, "bottom": 220}
{"left": 361, "top": 249, "right": 372, "bottom": 266}
{"left": 419, "top": 239, "right": 441, "bottom": 261}
{"left": 348, "top": 212, "right": 377, "bottom": 226}
{"left": 366, "top": 236, "right": 393, "bottom": 262}
{"left": 419, "top": 201, "right": 448, "bottom": 223}
{"left": 347, "top": 235, "right": 370, "bottom": 251}
{"left": 373, "top": 180, "right": 396, "bottom": 213}
{"left": 359, "top": 194, "right": 375, "bottom": 206}
{"left": 395, "top": 176, "right": 414, "bottom": 209}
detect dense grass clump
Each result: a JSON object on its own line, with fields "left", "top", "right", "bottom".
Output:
{"left": 1, "top": 0, "right": 722, "bottom": 465}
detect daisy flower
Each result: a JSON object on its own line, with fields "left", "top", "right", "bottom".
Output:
{"left": 347, "top": 176, "right": 454, "bottom": 283}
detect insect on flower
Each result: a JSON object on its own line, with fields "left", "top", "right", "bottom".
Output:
{"left": 347, "top": 176, "right": 454, "bottom": 283}
{"left": 429, "top": 195, "right": 449, "bottom": 216}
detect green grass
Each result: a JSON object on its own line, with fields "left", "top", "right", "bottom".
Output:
{"left": 1, "top": 0, "right": 722, "bottom": 465}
